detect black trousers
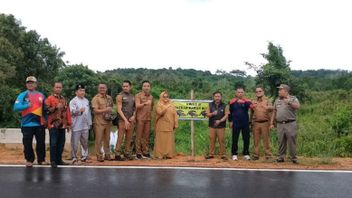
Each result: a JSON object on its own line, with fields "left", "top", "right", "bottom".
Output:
{"left": 49, "top": 128, "right": 66, "bottom": 163}
{"left": 231, "top": 125, "right": 250, "bottom": 155}
{"left": 21, "top": 126, "right": 46, "bottom": 163}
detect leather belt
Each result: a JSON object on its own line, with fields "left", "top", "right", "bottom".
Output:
{"left": 277, "top": 120, "right": 296, "bottom": 124}
{"left": 254, "top": 120, "right": 269, "bottom": 123}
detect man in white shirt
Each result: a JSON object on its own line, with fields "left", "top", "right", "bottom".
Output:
{"left": 69, "top": 84, "right": 92, "bottom": 164}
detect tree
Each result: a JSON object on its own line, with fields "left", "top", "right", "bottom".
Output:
{"left": 0, "top": 14, "right": 65, "bottom": 91}
{"left": 0, "top": 14, "right": 65, "bottom": 126}
{"left": 230, "top": 69, "right": 247, "bottom": 77}
{"left": 54, "top": 64, "right": 103, "bottom": 100}
{"left": 246, "top": 42, "right": 308, "bottom": 101}
{"left": 246, "top": 42, "right": 291, "bottom": 97}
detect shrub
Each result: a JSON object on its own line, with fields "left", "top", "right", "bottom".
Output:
{"left": 329, "top": 105, "right": 352, "bottom": 136}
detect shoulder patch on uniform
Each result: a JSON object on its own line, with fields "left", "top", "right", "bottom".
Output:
{"left": 229, "top": 98, "right": 237, "bottom": 105}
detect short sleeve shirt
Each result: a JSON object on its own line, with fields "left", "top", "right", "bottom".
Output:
{"left": 274, "top": 95, "right": 300, "bottom": 122}
{"left": 91, "top": 94, "right": 113, "bottom": 125}
{"left": 252, "top": 97, "right": 272, "bottom": 122}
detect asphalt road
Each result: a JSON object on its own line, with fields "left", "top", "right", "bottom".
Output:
{"left": 0, "top": 166, "right": 351, "bottom": 198}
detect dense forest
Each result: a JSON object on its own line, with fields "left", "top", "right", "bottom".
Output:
{"left": 1, "top": 13, "right": 352, "bottom": 157}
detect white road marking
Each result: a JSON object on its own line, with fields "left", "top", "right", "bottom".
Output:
{"left": 0, "top": 164, "right": 351, "bottom": 173}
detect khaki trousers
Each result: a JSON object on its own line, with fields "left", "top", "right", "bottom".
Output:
{"left": 252, "top": 122, "right": 272, "bottom": 157}
{"left": 277, "top": 121, "right": 298, "bottom": 159}
{"left": 94, "top": 123, "right": 111, "bottom": 159}
{"left": 136, "top": 120, "right": 151, "bottom": 155}
{"left": 208, "top": 127, "right": 226, "bottom": 156}
{"left": 115, "top": 120, "right": 134, "bottom": 156}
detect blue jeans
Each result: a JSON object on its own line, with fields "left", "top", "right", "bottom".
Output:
{"left": 49, "top": 128, "right": 66, "bottom": 163}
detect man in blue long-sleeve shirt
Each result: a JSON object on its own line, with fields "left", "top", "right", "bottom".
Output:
{"left": 228, "top": 87, "right": 253, "bottom": 161}
{"left": 13, "top": 76, "right": 47, "bottom": 167}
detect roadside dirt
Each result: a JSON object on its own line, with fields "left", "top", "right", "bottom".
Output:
{"left": 1, "top": 144, "right": 351, "bottom": 170}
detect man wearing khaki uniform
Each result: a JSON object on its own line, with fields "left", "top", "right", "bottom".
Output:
{"left": 135, "top": 80, "right": 153, "bottom": 159}
{"left": 115, "top": 80, "right": 136, "bottom": 161}
{"left": 251, "top": 87, "right": 273, "bottom": 160}
{"left": 270, "top": 84, "right": 300, "bottom": 164}
{"left": 92, "top": 84, "right": 113, "bottom": 162}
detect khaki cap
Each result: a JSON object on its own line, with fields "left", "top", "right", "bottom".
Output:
{"left": 277, "top": 84, "right": 290, "bottom": 91}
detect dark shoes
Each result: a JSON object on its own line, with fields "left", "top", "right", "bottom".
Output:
{"left": 220, "top": 156, "right": 228, "bottom": 160}
{"left": 142, "top": 153, "right": 151, "bottom": 159}
{"left": 252, "top": 156, "right": 260, "bottom": 161}
{"left": 51, "top": 161, "right": 58, "bottom": 168}
{"left": 104, "top": 155, "right": 113, "bottom": 161}
{"left": 252, "top": 156, "right": 272, "bottom": 161}
{"left": 58, "top": 161, "right": 69, "bottom": 165}
{"left": 276, "top": 157, "right": 298, "bottom": 164}
{"left": 51, "top": 161, "right": 68, "bottom": 168}
{"left": 205, "top": 155, "right": 227, "bottom": 160}
{"left": 291, "top": 158, "right": 299, "bottom": 164}
{"left": 97, "top": 156, "right": 104, "bottom": 162}
{"left": 115, "top": 155, "right": 124, "bottom": 161}
{"left": 125, "top": 155, "right": 134, "bottom": 161}
{"left": 136, "top": 154, "right": 143, "bottom": 160}
{"left": 38, "top": 161, "right": 49, "bottom": 165}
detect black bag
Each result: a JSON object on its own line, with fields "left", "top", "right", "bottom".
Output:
{"left": 112, "top": 115, "right": 119, "bottom": 126}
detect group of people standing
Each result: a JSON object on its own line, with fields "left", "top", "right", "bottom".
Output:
{"left": 13, "top": 76, "right": 300, "bottom": 168}
{"left": 13, "top": 77, "right": 178, "bottom": 167}
{"left": 205, "top": 84, "right": 300, "bottom": 163}
{"left": 92, "top": 80, "right": 178, "bottom": 162}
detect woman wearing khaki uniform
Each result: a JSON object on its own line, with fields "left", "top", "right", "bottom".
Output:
{"left": 153, "top": 91, "right": 178, "bottom": 159}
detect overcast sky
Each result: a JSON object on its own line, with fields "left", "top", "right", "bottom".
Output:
{"left": 1, "top": 0, "right": 351, "bottom": 75}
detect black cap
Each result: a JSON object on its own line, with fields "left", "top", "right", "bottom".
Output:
{"left": 75, "top": 84, "right": 85, "bottom": 91}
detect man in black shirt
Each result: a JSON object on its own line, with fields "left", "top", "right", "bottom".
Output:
{"left": 205, "top": 91, "right": 228, "bottom": 160}
{"left": 228, "top": 87, "right": 253, "bottom": 161}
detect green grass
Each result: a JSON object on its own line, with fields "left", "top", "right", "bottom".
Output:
{"left": 85, "top": 90, "right": 352, "bottom": 159}
{"left": 174, "top": 120, "right": 275, "bottom": 156}
{"left": 172, "top": 90, "right": 352, "bottom": 158}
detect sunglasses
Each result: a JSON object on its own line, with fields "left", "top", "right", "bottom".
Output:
{"left": 163, "top": 95, "right": 169, "bottom": 98}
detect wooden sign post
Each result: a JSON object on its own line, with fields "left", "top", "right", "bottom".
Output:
{"left": 190, "top": 89, "right": 195, "bottom": 160}
{"left": 172, "top": 92, "right": 211, "bottom": 162}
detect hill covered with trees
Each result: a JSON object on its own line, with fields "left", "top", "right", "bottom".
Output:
{"left": 1, "top": 13, "right": 352, "bottom": 157}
